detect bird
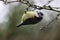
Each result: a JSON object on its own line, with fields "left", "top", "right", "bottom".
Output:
{"left": 17, "top": 10, "right": 44, "bottom": 27}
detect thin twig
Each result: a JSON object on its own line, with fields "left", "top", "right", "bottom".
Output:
{"left": 5, "top": 0, "right": 60, "bottom": 12}
{"left": 44, "top": 0, "right": 54, "bottom": 5}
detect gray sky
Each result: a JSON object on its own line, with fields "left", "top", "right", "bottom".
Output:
{"left": 0, "top": 1, "right": 20, "bottom": 23}
{"left": 34, "top": 0, "right": 60, "bottom": 7}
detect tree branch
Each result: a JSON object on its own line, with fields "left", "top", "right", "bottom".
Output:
{"left": 1, "top": 0, "right": 60, "bottom": 12}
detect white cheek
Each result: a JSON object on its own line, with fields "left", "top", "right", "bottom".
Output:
{"left": 35, "top": 12, "right": 39, "bottom": 17}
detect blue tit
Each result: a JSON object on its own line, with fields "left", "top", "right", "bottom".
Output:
{"left": 17, "top": 11, "right": 44, "bottom": 27}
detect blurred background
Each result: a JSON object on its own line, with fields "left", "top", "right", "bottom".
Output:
{"left": 0, "top": 0, "right": 60, "bottom": 40}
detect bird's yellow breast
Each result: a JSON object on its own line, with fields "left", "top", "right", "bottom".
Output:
{"left": 21, "top": 11, "right": 35, "bottom": 22}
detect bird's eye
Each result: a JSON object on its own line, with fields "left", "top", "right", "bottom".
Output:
{"left": 38, "top": 12, "right": 43, "bottom": 16}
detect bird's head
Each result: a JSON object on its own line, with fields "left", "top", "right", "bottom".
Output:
{"left": 35, "top": 11, "right": 44, "bottom": 18}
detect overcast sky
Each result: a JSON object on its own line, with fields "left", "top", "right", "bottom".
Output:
{"left": 34, "top": 0, "right": 60, "bottom": 7}
{"left": 0, "top": 1, "right": 20, "bottom": 23}
{"left": 0, "top": 0, "right": 60, "bottom": 23}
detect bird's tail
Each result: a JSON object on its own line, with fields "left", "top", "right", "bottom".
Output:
{"left": 17, "top": 23, "right": 23, "bottom": 27}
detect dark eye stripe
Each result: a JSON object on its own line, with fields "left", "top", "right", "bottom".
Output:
{"left": 38, "top": 12, "right": 43, "bottom": 16}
